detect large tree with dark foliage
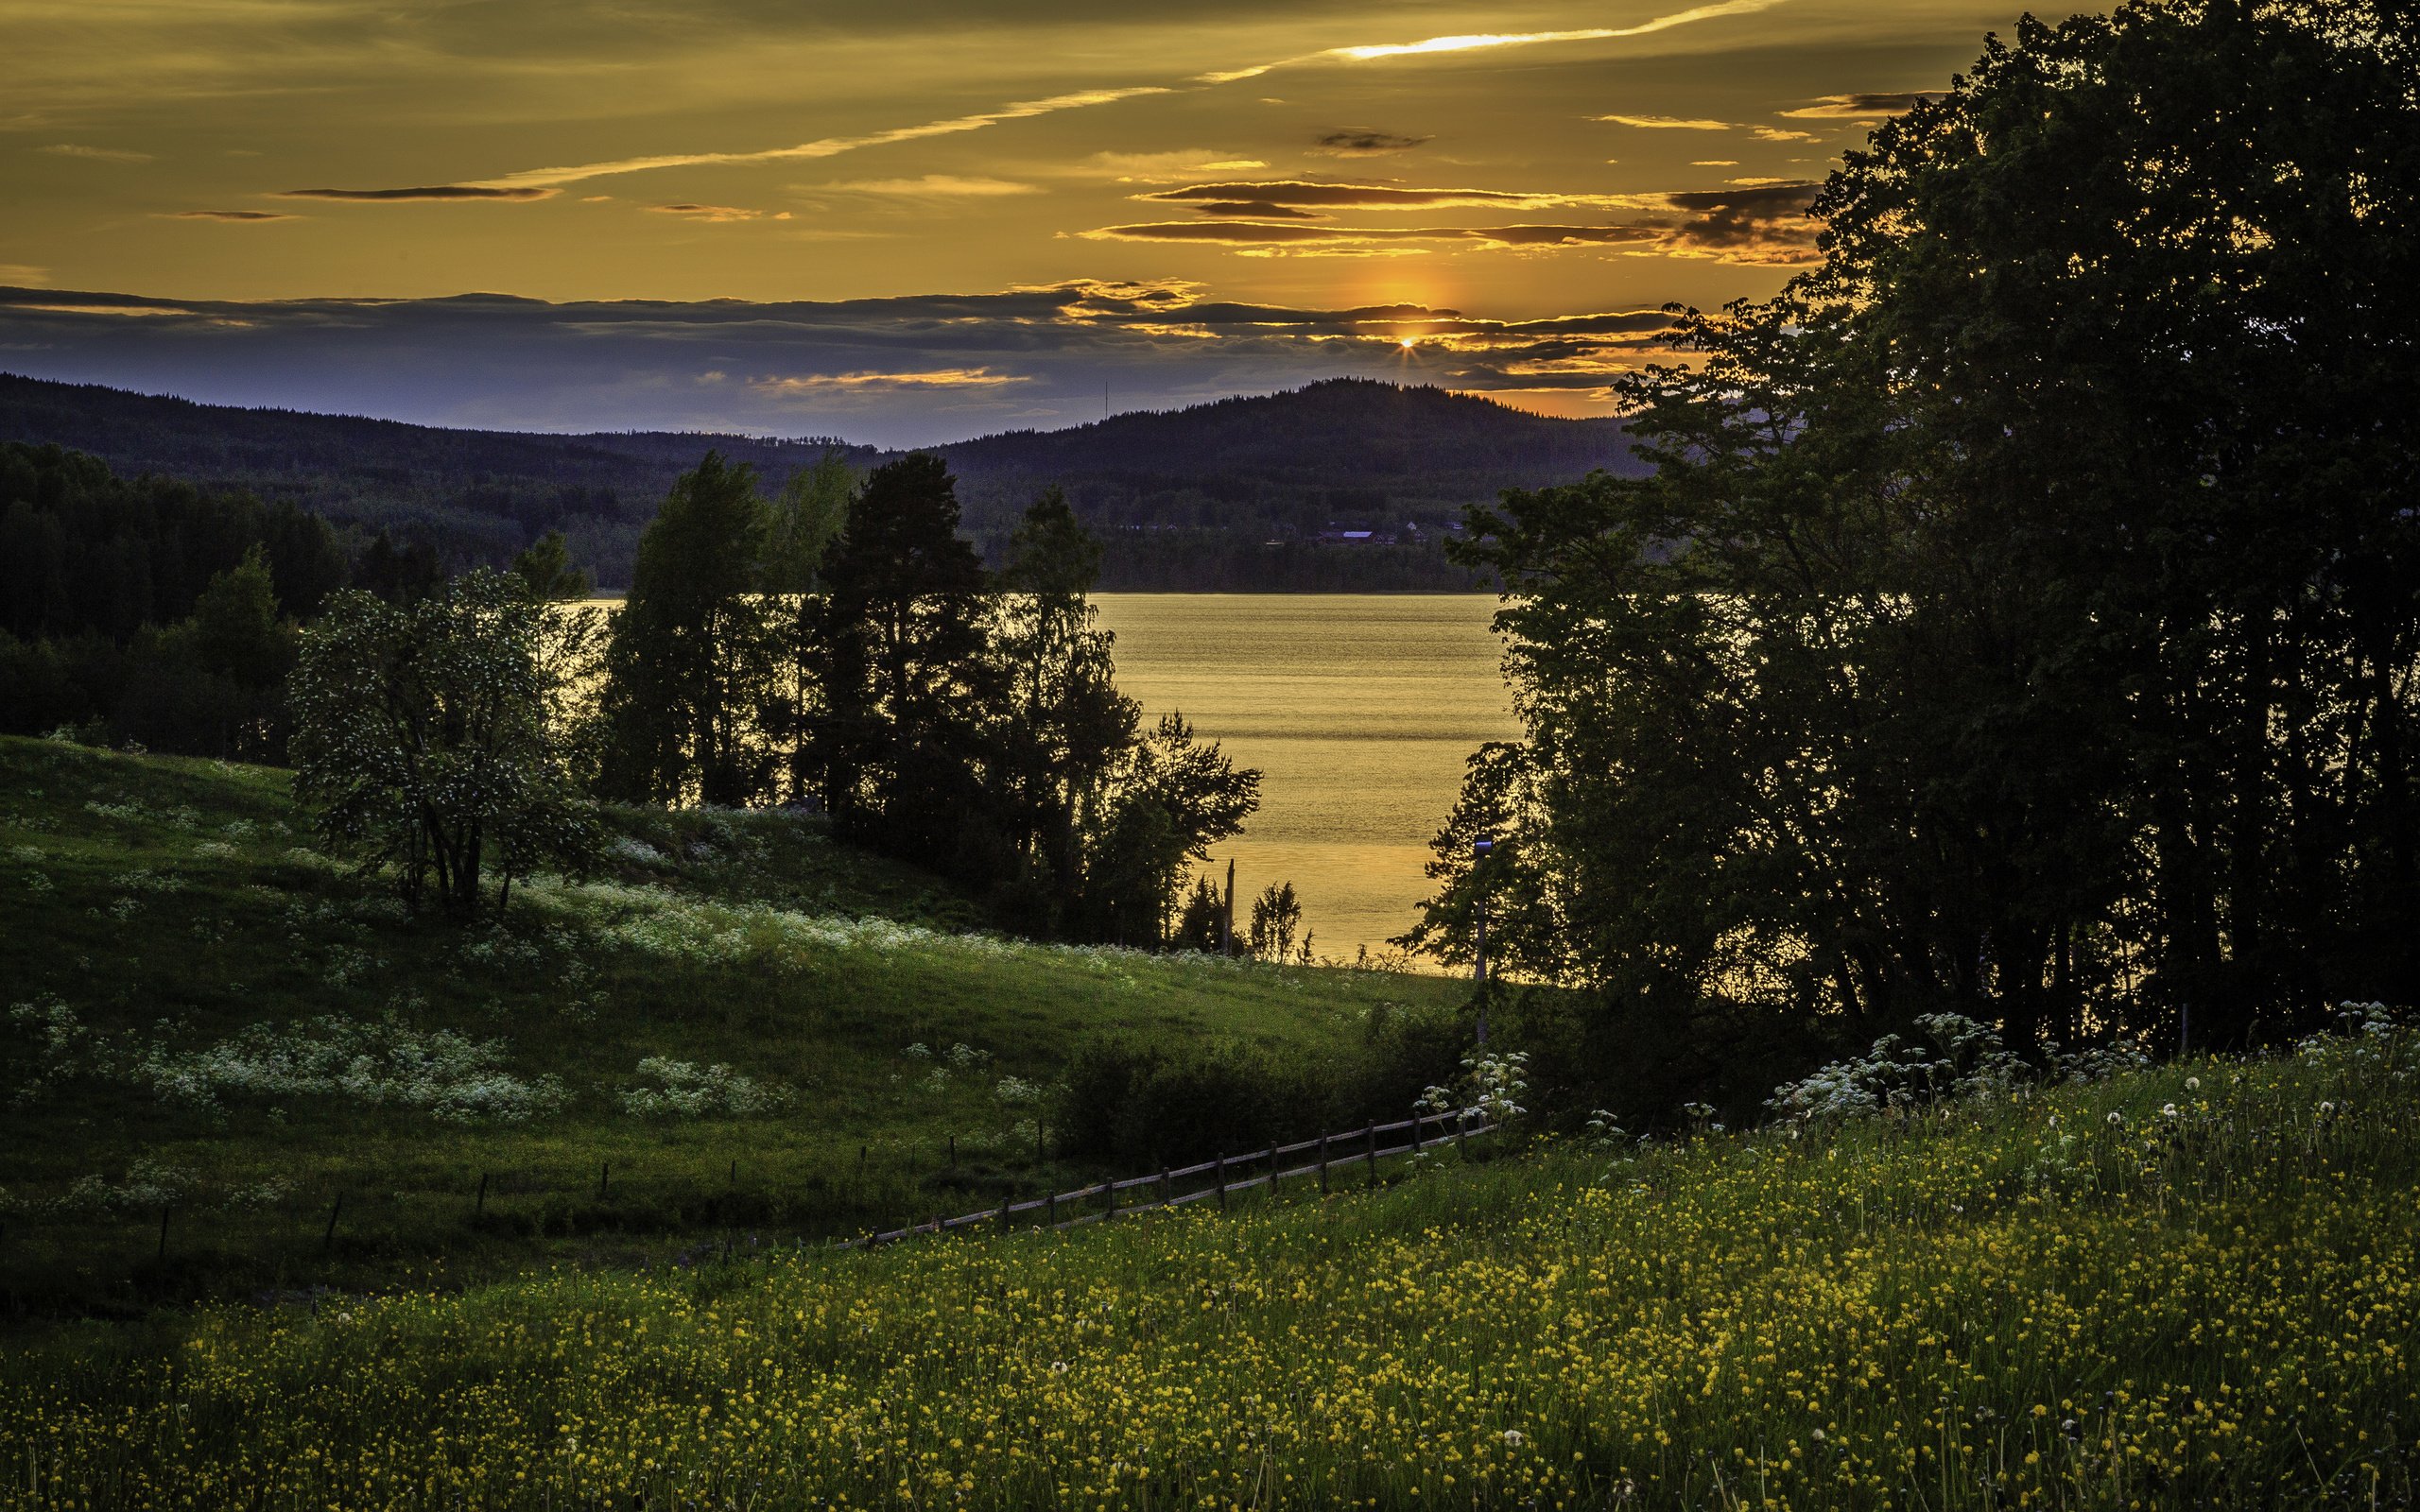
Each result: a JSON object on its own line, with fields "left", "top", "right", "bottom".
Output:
{"left": 990, "top": 487, "right": 1142, "bottom": 927}
{"left": 1409, "top": 0, "right": 2420, "bottom": 1057}
{"left": 594, "top": 453, "right": 784, "bottom": 806}
{"left": 804, "top": 454, "right": 1008, "bottom": 880}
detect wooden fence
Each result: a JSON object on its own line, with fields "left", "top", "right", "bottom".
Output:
{"left": 853, "top": 1107, "right": 1496, "bottom": 1248}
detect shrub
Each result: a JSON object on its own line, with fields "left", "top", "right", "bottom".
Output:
{"left": 1053, "top": 1041, "right": 1317, "bottom": 1168}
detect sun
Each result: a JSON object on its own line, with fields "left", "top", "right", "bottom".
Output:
{"left": 1398, "top": 336, "right": 1418, "bottom": 351}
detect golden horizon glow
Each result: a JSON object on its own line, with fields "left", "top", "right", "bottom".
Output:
{"left": 0, "top": 0, "right": 2081, "bottom": 438}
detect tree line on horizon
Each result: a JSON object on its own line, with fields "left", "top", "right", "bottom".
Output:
{"left": 1406, "top": 0, "right": 2420, "bottom": 1091}
{"left": 0, "top": 372, "right": 1580, "bottom": 593}
{"left": 0, "top": 441, "right": 469, "bottom": 762}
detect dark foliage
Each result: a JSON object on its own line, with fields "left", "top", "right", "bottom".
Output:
{"left": 0, "top": 440, "right": 347, "bottom": 641}
{"left": 1050, "top": 1005, "right": 1464, "bottom": 1170}
{"left": 1410, "top": 0, "right": 2420, "bottom": 1061}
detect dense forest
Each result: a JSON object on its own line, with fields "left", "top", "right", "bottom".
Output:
{"left": 0, "top": 374, "right": 1643, "bottom": 592}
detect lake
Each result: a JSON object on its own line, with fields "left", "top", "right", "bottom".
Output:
{"left": 1094, "top": 593, "right": 1515, "bottom": 964}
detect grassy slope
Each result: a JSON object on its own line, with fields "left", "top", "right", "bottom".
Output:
{"left": 0, "top": 737, "right": 1465, "bottom": 1314}
{"left": 4, "top": 1020, "right": 2413, "bottom": 1509}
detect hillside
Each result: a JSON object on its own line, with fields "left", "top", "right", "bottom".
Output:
{"left": 0, "top": 372, "right": 1644, "bottom": 590}
{"left": 4, "top": 993, "right": 2411, "bottom": 1508}
{"left": 0, "top": 737, "right": 1471, "bottom": 1315}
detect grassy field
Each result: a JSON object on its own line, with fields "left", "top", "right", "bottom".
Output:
{"left": 0, "top": 736, "right": 1468, "bottom": 1316}
{"left": 2, "top": 1010, "right": 2412, "bottom": 1508}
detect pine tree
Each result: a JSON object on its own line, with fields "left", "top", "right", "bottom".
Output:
{"left": 994, "top": 487, "right": 1139, "bottom": 925}
{"left": 595, "top": 453, "right": 783, "bottom": 806}
{"left": 804, "top": 454, "right": 1005, "bottom": 877}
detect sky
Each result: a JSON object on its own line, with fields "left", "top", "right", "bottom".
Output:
{"left": 0, "top": 0, "right": 2069, "bottom": 446}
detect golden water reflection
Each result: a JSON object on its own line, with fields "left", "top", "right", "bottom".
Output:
{"left": 579, "top": 593, "right": 1516, "bottom": 962}
{"left": 1095, "top": 593, "right": 1514, "bottom": 964}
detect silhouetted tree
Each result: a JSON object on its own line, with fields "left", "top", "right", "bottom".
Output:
{"left": 509, "top": 529, "right": 593, "bottom": 601}
{"left": 1248, "top": 882, "right": 1304, "bottom": 963}
{"left": 1414, "top": 0, "right": 2420, "bottom": 1055}
{"left": 763, "top": 449, "right": 856, "bottom": 801}
{"left": 595, "top": 453, "right": 783, "bottom": 805}
{"left": 804, "top": 454, "right": 1008, "bottom": 878}
{"left": 1075, "top": 713, "right": 1260, "bottom": 946}
{"left": 992, "top": 487, "right": 1141, "bottom": 926}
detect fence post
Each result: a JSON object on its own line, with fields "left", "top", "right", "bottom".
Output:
{"left": 1318, "top": 1133, "right": 1330, "bottom": 1194}
{"left": 1365, "top": 1124, "right": 1378, "bottom": 1188}
{"left": 1102, "top": 1180, "right": 1116, "bottom": 1222}
{"left": 322, "top": 1192, "right": 344, "bottom": 1253}
{"left": 475, "top": 1171, "right": 489, "bottom": 1218}
{"left": 1268, "top": 1143, "right": 1279, "bottom": 1191}
{"left": 1047, "top": 1190, "right": 1059, "bottom": 1227}
{"left": 1456, "top": 1109, "right": 1468, "bottom": 1157}
{"left": 1215, "top": 1154, "right": 1227, "bottom": 1212}
{"left": 598, "top": 1162, "right": 610, "bottom": 1199}
{"left": 999, "top": 1197, "right": 1011, "bottom": 1232}
{"left": 157, "top": 1202, "right": 170, "bottom": 1263}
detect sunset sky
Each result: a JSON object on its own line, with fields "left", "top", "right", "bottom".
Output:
{"left": 1, "top": 0, "right": 2072, "bottom": 444}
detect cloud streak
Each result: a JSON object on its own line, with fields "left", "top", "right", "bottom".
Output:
{"left": 1092, "top": 178, "right": 1824, "bottom": 263}
{"left": 1083, "top": 221, "right": 1664, "bottom": 249}
{"left": 1596, "top": 113, "right": 1736, "bottom": 129}
{"left": 648, "top": 201, "right": 774, "bottom": 221}
{"left": 1200, "top": 1, "right": 1787, "bottom": 81}
{"left": 815, "top": 175, "right": 1041, "bottom": 197}
{"left": 161, "top": 209, "right": 298, "bottom": 222}
{"left": 279, "top": 184, "right": 557, "bottom": 201}
{"left": 752, "top": 367, "right": 1028, "bottom": 393}
{"left": 463, "top": 87, "right": 1167, "bottom": 193}
{"left": 291, "top": 2, "right": 1789, "bottom": 203}
{"left": 36, "top": 144, "right": 155, "bottom": 163}
{"left": 1780, "top": 92, "right": 1943, "bottom": 119}
{"left": 1140, "top": 180, "right": 1635, "bottom": 212}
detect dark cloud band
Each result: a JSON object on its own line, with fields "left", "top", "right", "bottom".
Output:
{"left": 276, "top": 185, "right": 559, "bottom": 201}
{"left": 0, "top": 281, "right": 1686, "bottom": 444}
{"left": 1313, "top": 129, "right": 1431, "bottom": 156}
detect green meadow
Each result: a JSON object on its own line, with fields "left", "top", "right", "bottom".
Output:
{"left": 2, "top": 997, "right": 2411, "bottom": 1509}
{"left": 0, "top": 736, "right": 1465, "bottom": 1316}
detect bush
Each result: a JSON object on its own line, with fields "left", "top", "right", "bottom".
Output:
{"left": 1052, "top": 1007, "right": 1470, "bottom": 1170}
{"left": 1054, "top": 1041, "right": 1311, "bottom": 1168}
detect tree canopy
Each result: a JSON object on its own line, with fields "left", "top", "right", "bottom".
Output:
{"left": 1410, "top": 0, "right": 2420, "bottom": 1055}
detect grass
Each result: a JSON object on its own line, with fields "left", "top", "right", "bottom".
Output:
{"left": 1, "top": 1014, "right": 2412, "bottom": 1509}
{"left": 0, "top": 735, "right": 1468, "bottom": 1318}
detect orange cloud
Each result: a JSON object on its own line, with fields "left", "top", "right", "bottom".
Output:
{"left": 648, "top": 202, "right": 764, "bottom": 221}
{"left": 752, "top": 368, "right": 1029, "bottom": 393}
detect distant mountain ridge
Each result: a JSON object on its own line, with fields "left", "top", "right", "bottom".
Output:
{"left": 0, "top": 372, "right": 1645, "bottom": 591}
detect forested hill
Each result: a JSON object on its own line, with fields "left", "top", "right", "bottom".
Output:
{"left": 934, "top": 380, "right": 1644, "bottom": 521}
{"left": 0, "top": 372, "right": 1642, "bottom": 591}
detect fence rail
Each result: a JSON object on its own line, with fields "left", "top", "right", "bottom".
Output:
{"left": 851, "top": 1107, "right": 1496, "bottom": 1248}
